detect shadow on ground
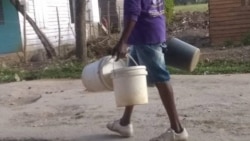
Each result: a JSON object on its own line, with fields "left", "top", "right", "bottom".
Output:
{"left": 73, "top": 134, "right": 130, "bottom": 141}
{"left": 0, "top": 134, "right": 128, "bottom": 141}
{"left": 0, "top": 139, "right": 51, "bottom": 141}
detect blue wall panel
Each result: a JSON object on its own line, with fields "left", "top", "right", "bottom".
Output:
{"left": 0, "top": 0, "right": 22, "bottom": 54}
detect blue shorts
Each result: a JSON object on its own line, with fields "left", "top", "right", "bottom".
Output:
{"left": 128, "top": 43, "right": 170, "bottom": 84}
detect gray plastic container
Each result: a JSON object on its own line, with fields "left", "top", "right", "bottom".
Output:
{"left": 165, "top": 38, "right": 200, "bottom": 72}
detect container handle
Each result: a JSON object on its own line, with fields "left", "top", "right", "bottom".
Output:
{"left": 112, "top": 54, "right": 139, "bottom": 77}
{"left": 126, "top": 54, "right": 139, "bottom": 66}
{"left": 113, "top": 54, "right": 139, "bottom": 69}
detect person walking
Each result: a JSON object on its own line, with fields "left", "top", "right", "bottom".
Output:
{"left": 107, "top": 0, "right": 189, "bottom": 140}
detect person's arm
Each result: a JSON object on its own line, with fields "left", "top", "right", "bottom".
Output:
{"left": 119, "top": 20, "right": 136, "bottom": 45}
{"left": 112, "top": 0, "right": 141, "bottom": 61}
{"left": 112, "top": 20, "right": 136, "bottom": 61}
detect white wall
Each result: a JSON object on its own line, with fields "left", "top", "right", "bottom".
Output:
{"left": 19, "top": 0, "right": 76, "bottom": 51}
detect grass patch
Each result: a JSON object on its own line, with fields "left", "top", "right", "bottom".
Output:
{"left": 1, "top": 60, "right": 250, "bottom": 83}
{"left": 169, "top": 60, "right": 250, "bottom": 75}
{"left": 174, "top": 4, "right": 208, "bottom": 13}
{"left": 0, "top": 61, "right": 83, "bottom": 83}
{"left": 242, "top": 31, "right": 250, "bottom": 46}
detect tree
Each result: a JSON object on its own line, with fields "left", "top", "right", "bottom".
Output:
{"left": 75, "top": 0, "right": 87, "bottom": 62}
{"left": 10, "top": 0, "right": 56, "bottom": 59}
{"left": 165, "top": 0, "right": 174, "bottom": 25}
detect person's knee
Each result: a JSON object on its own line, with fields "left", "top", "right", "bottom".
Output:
{"left": 155, "top": 81, "right": 173, "bottom": 91}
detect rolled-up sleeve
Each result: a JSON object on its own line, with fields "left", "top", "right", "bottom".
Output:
{"left": 124, "top": 0, "right": 142, "bottom": 21}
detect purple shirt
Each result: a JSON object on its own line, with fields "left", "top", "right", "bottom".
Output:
{"left": 124, "top": 0, "right": 167, "bottom": 45}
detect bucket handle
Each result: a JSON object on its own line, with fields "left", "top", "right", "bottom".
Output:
{"left": 126, "top": 54, "right": 139, "bottom": 66}
{"left": 112, "top": 54, "right": 139, "bottom": 70}
{"left": 112, "top": 54, "right": 139, "bottom": 77}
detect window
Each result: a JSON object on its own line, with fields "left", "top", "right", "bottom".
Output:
{"left": 0, "top": 0, "right": 4, "bottom": 25}
{"left": 69, "top": 0, "right": 75, "bottom": 23}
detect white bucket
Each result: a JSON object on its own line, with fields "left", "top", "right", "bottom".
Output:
{"left": 82, "top": 56, "right": 126, "bottom": 92}
{"left": 112, "top": 66, "right": 148, "bottom": 107}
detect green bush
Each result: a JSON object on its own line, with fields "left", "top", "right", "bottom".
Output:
{"left": 165, "top": 0, "right": 175, "bottom": 24}
{"left": 242, "top": 32, "right": 250, "bottom": 46}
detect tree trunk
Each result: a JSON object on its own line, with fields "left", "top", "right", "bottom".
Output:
{"left": 10, "top": 0, "right": 56, "bottom": 59}
{"left": 75, "top": 0, "right": 87, "bottom": 62}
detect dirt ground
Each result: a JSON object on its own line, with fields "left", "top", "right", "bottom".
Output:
{"left": 0, "top": 74, "right": 250, "bottom": 141}
{"left": 200, "top": 46, "right": 250, "bottom": 61}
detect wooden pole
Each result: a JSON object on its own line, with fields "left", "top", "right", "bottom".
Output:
{"left": 118, "top": 6, "right": 122, "bottom": 35}
{"left": 75, "top": 0, "right": 87, "bottom": 62}
{"left": 107, "top": 0, "right": 111, "bottom": 36}
{"left": 56, "top": 7, "right": 61, "bottom": 57}
{"left": 23, "top": 0, "right": 27, "bottom": 63}
{"left": 88, "top": 9, "right": 92, "bottom": 38}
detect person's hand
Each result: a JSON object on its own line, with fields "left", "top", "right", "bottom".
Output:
{"left": 112, "top": 41, "right": 128, "bottom": 61}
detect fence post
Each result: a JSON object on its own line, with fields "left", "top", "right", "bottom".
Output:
{"left": 107, "top": 0, "right": 111, "bottom": 37}
{"left": 118, "top": 6, "right": 122, "bottom": 35}
{"left": 88, "top": 9, "right": 92, "bottom": 38}
{"left": 56, "top": 7, "right": 61, "bottom": 57}
{"left": 23, "top": 0, "right": 27, "bottom": 63}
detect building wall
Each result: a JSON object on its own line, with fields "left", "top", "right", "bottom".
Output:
{"left": 0, "top": 0, "right": 22, "bottom": 54}
{"left": 19, "top": 0, "right": 98, "bottom": 52}
{"left": 209, "top": 0, "right": 250, "bottom": 45}
{"left": 19, "top": 0, "right": 76, "bottom": 51}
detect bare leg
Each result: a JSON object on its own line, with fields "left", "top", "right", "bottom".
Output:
{"left": 120, "top": 106, "right": 134, "bottom": 126}
{"left": 155, "top": 81, "right": 183, "bottom": 133}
